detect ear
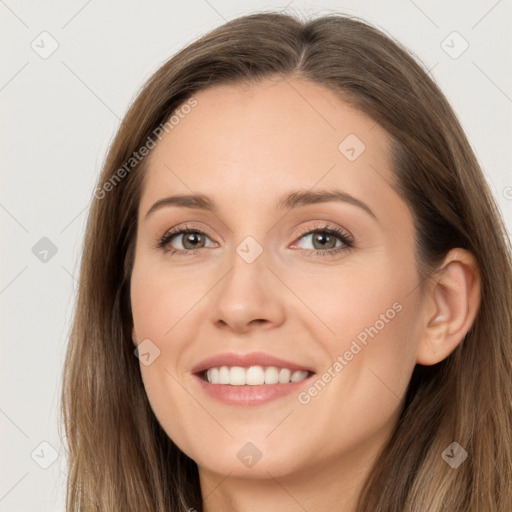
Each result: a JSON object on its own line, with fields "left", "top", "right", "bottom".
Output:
{"left": 132, "top": 326, "right": 138, "bottom": 347}
{"left": 416, "top": 248, "right": 481, "bottom": 365}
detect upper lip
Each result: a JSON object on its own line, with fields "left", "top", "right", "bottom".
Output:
{"left": 191, "top": 352, "right": 316, "bottom": 375}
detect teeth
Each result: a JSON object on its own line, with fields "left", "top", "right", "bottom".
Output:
{"left": 230, "top": 366, "right": 245, "bottom": 385}
{"left": 246, "top": 366, "right": 265, "bottom": 385}
{"left": 205, "top": 366, "right": 310, "bottom": 385}
{"left": 218, "top": 366, "right": 230, "bottom": 384}
{"left": 264, "top": 367, "right": 279, "bottom": 384}
{"left": 278, "top": 368, "right": 291, "bottom": 383}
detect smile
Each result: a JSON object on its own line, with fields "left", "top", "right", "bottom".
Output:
{"left": 191, "top": 351, "right": 316, "bottom": 406}
{"left": 203, "top": 365, "right": 312, "bottom": 385}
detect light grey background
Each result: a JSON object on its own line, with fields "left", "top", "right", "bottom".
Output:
{"left": 1, "top": 1, "right": 511, "bottom": 510}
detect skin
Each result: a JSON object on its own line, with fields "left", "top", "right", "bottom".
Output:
{"left": 130, "top": 77, "right": 480, "bottom": 512}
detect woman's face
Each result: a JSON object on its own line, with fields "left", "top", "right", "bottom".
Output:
{"left": 130, "top": 78, "right": 425, "bottom": 482}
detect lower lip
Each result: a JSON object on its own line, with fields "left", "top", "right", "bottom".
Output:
{"left": 193, "top": 373, "right": 315, "bottom": 406}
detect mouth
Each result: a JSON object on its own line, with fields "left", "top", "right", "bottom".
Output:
{"left": 191, "top": 352, "right": 316, "bottom": 406}
{"left": 197, "top": 365, "right": 314, "bottom": 385}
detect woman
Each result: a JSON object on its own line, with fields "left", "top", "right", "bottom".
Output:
{"left": 61, "top": 11, "right": 512, "bottom": 511}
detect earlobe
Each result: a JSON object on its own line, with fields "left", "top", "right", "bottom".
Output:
{"left": 416, "top": 248, "right": 481, "bottom": 366}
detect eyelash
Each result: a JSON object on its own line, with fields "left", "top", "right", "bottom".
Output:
{"left": 155, "top": 222, "right": 355, "bottom": 258}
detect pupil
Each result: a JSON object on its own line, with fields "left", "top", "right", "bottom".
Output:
{"left": 314, "top": 233, "right": 335, "bottom": 249}
{"left": 184, "top": 233, "right": 203, "bottom": 249}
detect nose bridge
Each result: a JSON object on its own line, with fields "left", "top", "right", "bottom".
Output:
{"left": 210, "top": 234, "right": 285, "bottom": 331}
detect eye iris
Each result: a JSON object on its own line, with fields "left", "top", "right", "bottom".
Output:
{"left": 182, "top": 232, "right": 205, "bottom": 250}
{"left": 312, "top": 232, "right": 337, "bottom": 250}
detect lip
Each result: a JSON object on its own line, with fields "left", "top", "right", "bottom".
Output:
{"left": 191, "top": 351, "right": 315, "bottom": 375}
{"left": 191, "top": 351, "right": 316, "bottom": 407}
{"left": 193, "top": 373, "right": 315, "bottom": 406}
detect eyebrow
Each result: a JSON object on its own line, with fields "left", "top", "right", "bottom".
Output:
{"left": 144, "top": 189, "right": 377, "bottom": 221}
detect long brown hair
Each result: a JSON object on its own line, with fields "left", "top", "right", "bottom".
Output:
{"left": 61, "top": 11, "right": 512, "bottom": 511}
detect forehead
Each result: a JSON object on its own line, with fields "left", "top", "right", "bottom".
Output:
{"left": 139, "top": 78, "right": 398, "bottom": 217}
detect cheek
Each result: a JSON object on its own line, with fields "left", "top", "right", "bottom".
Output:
{"left": 292, "top": 297, "right": 419, "bottom": 461}
{"left": 129, "top": 258, "right": 215, "bottom": 453}
{"left": 309, "top": 258, "right": 421, "bottom": 404}
{"left": 305, "top": 258, "right": 416, "bottom": 351}
{"left": 130, "top": 258, "right": 204, "bottom": 342}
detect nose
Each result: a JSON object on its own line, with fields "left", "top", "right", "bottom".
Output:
{"left": 210, "top": 248, "right": 286, "bottom": 334}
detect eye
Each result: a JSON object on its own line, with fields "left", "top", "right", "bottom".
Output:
{"left": 291, "top": 223, "right": 354, "bottom": 257}
{"left": 155, "top": 222, "right": 354, "bottom": 257}
{"left": 156, "top": 224, "right": 217, "bottom": 255}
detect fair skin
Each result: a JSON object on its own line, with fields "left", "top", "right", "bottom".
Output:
{"left": 130, "top": 77, "right": 480, "bottom": 512}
